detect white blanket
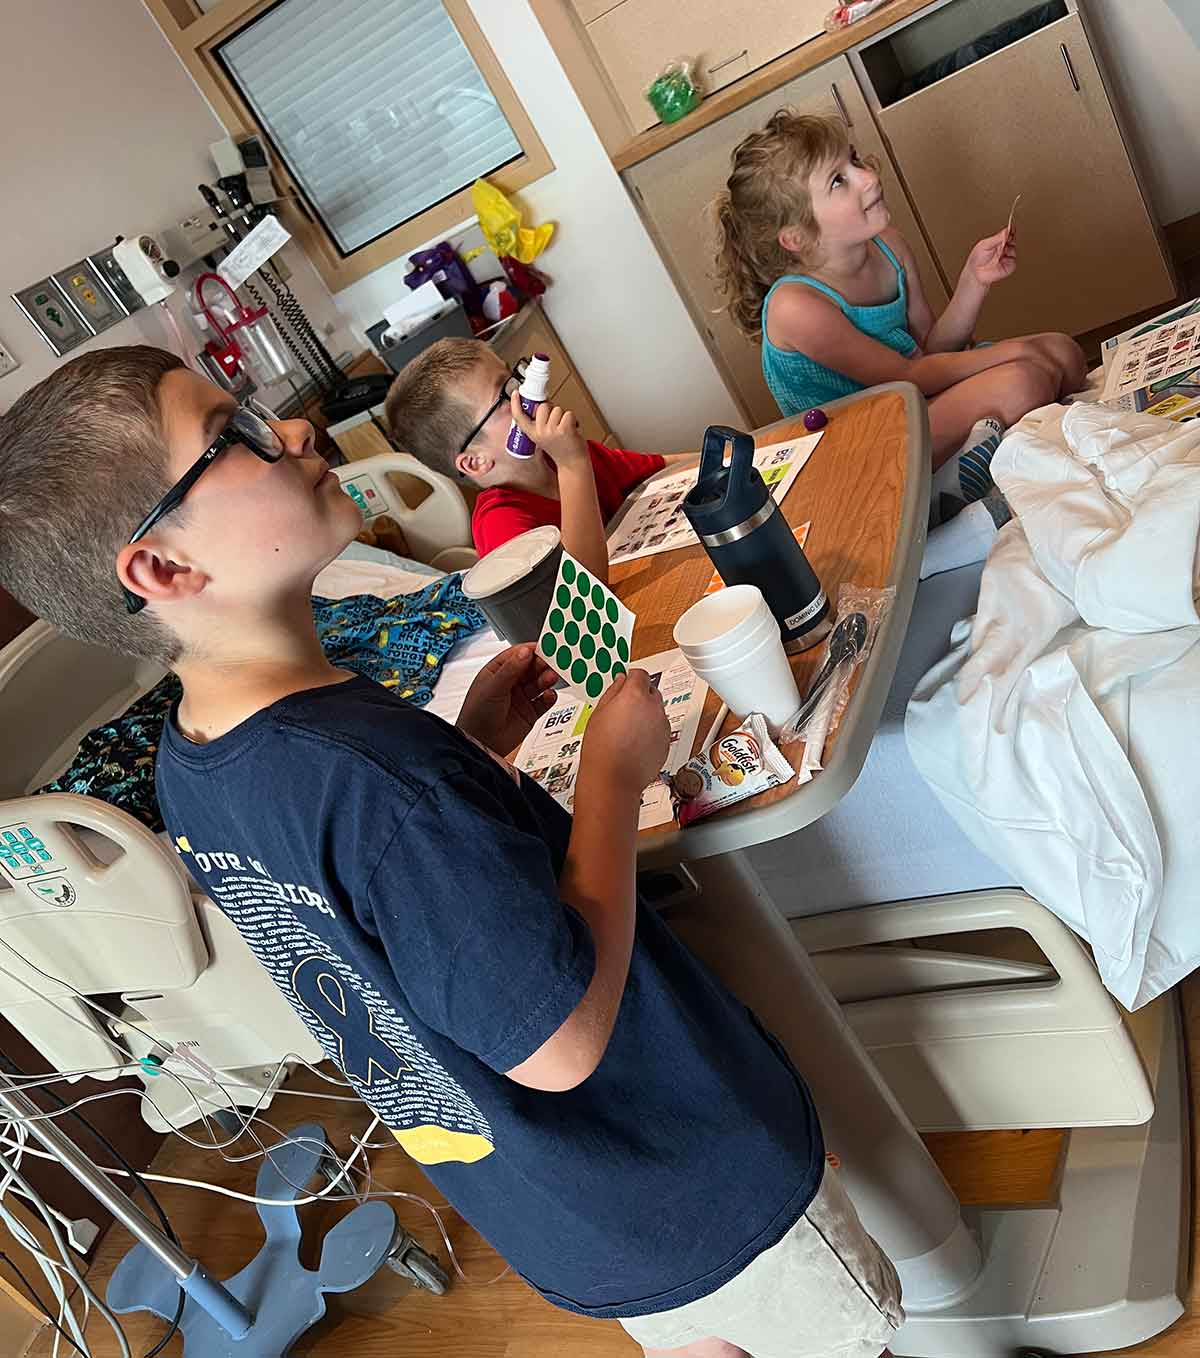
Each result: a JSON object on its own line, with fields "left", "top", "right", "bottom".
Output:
{"left": 906, "top": 403, "right": 1200, "bottom": 1009}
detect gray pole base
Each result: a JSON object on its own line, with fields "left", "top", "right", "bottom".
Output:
{"left": 108, "top": 1123, "right": 404, "bottom": 1357}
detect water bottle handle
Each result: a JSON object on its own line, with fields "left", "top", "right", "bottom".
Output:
{"left": 698, "top": 426, "right": 757, "bottom": 504}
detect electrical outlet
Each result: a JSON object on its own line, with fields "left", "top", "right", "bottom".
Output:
{"left": 0, "top": 337, "right": 19, "bottom": 378}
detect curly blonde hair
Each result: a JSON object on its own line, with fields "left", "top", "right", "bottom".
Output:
{"left": 712, "top": 110, "right": 852, "bottom": 338}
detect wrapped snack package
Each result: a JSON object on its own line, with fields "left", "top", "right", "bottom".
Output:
{"left": 668, "top": 713, "right": 795, "bottom": 827}
{"left": 646, "top": 60, "right": 701, "bottom": 125}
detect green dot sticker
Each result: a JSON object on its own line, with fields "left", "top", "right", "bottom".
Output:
{"left": 571, "top": 658, "right": 588, "bottom": 685}
{"left": 586, "top": 609, "right": 601, "bottom": 633}
{"left": 591, "top": 584, "right": 605, "bottom": 609}
{"left": 605, "top": 597, "right": 619, "bottom": 623}
{"left": 556, "top": 585, "right": 571, "bottom": 608}
{"left": 565, "top": 620, "right": 580, "bottom": 646}
{"left": 577, "top": 571, "right": 591, "bottom": 596}
{"left": 580, "top": 634, "right": 596, "bottom": 659}
{"left": 616, "top": 636, "right": 630, "bottom": 663}
{"left": 586, "top": 673, "right": 604, "bottom": 699}
{"left": 548, "top": 608, "right": 565, "bottom": 632}
{"left": 571, "top": 597, "right": 586, "bottom": 622}
{"left": 562, "top": 559, "right": 576, "bottom": 584}
{"left": 557, "top": 645, "right": 572, "bottom": 670}
{"left": 602, "top": 622, "right": 616, "bottom": 648}
{"left": 596, "top": 649, "right": 611, "bottom": 673}
{"left": 541, "top": 633, "right": 556, "bottom": 657}
{"left": 612, "top": 662, "right": 626, "bottom": 679}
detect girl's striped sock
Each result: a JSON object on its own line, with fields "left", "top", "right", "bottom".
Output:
{"left": 956, "top": 418, "right": 1005, "bottom": 502}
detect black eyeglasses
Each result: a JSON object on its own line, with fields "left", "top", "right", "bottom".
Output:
{"left": 121, "top": 397, "right": 284, "bottom": 615}
{"left": 456, "top": 359, "right": 528, "bottom": 457}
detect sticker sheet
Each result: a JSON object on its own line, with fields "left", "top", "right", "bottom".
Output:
{"left": 538, "top": 551, "right": 635, "bottom": 698}
{"left": 606, "top": 431, "right": 823, "bottom": 566}
{"left": 515, "top": 648, "right": 709, "bottom": 829}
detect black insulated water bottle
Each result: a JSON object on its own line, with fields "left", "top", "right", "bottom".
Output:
{"left": 682, "top": 425, "right": 831, "bottom": 653}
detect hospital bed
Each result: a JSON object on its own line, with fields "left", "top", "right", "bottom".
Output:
{"left": 0, "top": 502, "right": 1187, "bottom": 1352}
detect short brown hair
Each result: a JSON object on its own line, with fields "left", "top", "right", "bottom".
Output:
{"left": 712, "top": 110, "right": 853, "bottom": 337}
{"left": 384, "top": 337, "right": 493, "bottom": 478}
{"left": 0, "top": 345, "right": 186, "bottom": 663}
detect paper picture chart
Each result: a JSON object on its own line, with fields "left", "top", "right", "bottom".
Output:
{"left": 515, "top": 648, "right": 709, "bottom": 830}
{"left": 1101, "top": 297, "right": 1200, "bottom": 372}
{"left": 1102, "top": 312, "right": 1200, "bottom": 401}
{"left": 606, "top": 431, "right": 823, "bottom": 565}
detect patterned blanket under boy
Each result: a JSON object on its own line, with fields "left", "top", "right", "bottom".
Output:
{"left": 38, "top": 577, "right": 485, "bottom": 834}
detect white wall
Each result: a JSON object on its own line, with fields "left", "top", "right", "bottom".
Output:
{"left": 335, "top": 0, "right": 741, "bottom": 449}
{"left": 1085, "top": 0, "right": 1200, "bottom": 227}
{"left": 0, "top": 0, "right": 353, "bottom": 407}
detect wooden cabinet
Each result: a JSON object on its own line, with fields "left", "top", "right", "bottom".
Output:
{"left": 870, "top": 11, "right": 1174, "bottom": 339}
{"left": 626, "top": 55, "right": 949, "bottom": 427}
{"left": 588, "top": 0, "right": 828, "bottom": 132}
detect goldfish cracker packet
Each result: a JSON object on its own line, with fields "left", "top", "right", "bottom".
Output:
{"left": 668, "top": 713, "right": 795, "bottom": 827}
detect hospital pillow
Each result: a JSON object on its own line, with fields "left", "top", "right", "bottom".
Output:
{"left": 37, "top": 577, "right": 485, "bottom": 833}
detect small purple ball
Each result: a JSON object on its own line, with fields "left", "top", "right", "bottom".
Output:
{"left": 803, "top": 407, "right": 828, "bottom": 432}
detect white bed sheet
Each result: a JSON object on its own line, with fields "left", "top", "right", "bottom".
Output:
{"left": 750, "top": 374, "right": 1115, "bottom": 918}
{"left": 748, "top": 561, "right": 1013, "bottom": 918}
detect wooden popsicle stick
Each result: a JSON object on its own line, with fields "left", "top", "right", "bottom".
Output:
{"left": 1005, "top": 193, "right": 1022, "bottom": 245}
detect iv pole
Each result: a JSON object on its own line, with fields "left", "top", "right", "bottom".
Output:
{"left": 0, "top": 1079, "right": 254, "bottom": 1340}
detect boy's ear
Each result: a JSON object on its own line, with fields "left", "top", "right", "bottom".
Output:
{"left": 455, "top": 450, "right": 494, "bottom": 482}
{"left": 116, "top": 539, "right": 208, "bottom": 610}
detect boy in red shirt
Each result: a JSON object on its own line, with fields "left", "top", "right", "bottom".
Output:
{"left": 384, "top": 339, "right": 667, "bottom": 583}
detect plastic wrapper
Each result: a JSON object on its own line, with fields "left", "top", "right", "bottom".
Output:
{"left": 825, "top": 0, "right": 892, "bottom": 31}
{"left": 668, "top": 713, "right": 795, "bottom": 826}
{"left": 646, "top": 60, "right": 701, "bottom": 125}
{"left": 778, "top": 584, "right": 895, "bottom": 770}
{"left": 471, "top": 178, "right": 555, "bottom": 264}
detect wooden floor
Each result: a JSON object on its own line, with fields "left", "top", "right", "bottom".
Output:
{"left": 18, "top": 973, "right": 1194, "bottom": 1358}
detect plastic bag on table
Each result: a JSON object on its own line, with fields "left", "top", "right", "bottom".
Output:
{"left": 825, "top": 0, "right": 893, "bottom": 30}
{"left": 471, "top": 179, "right": 555, "bottom": 264}
{"left": 778, "top": 584, "right": 894, "bottom": 769}
{"left": 646, "top": 60, "right": 701, "bottom": 124}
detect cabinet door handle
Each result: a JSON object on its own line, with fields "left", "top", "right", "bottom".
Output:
{"left": 831, "top": 82, "right": 853, "bottom": 128}
{"left": 708, "top": 48, "right": 749, "bottom": 76}
{"left": 1061, "top": 43, "right": 1080, "bottom": 92}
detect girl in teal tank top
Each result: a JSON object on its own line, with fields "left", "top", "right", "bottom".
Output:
{"left": 711, "top": 110, "right": 1086, "bottom": 511}
{"left": 760, "top": 238, "right": 918, "bottom": 416}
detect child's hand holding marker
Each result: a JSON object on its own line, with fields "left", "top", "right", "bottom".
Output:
{"left": 509, "top": 391, "right": 590, "bottom": 472}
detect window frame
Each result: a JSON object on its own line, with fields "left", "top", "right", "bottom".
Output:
{"left": 144, "top": 0, "right": 554, "bottom": 291}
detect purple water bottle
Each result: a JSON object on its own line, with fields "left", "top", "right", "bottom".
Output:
{"left": 505, "top": 353, "right": 552, "bottom": 459}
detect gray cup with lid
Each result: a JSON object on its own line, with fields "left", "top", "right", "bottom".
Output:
{"left": 461, "top": 525, "right": 563, "bottom": 645}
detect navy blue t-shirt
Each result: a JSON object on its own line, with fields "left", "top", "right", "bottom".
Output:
{"left": 157, "top": 676, "right": 823, "bottom": 1318}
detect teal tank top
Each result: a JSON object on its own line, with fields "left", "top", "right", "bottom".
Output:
{"left": 761, "top": 238, "right": 918, "bottom": 417}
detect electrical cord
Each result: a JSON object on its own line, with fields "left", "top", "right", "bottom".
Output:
{"left": 0, "top": 1052, "right": 185, "bottom": 1358}
{"left": 0, "top": 1148, "right": 130, "bottom": 1358}
{"left": 0, "top": 941, "right": 508, "bottom": 1288}
{"left": 0, "top": 1249, "right": 87, "bottom": 1356}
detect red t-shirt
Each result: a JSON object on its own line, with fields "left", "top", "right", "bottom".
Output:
{"left": 471, "top": 441, "right": 666, "bottom": 556}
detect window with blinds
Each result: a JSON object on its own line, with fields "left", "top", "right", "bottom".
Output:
{"left": 217, "top": 0, "right": 524, "bottom": 257}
